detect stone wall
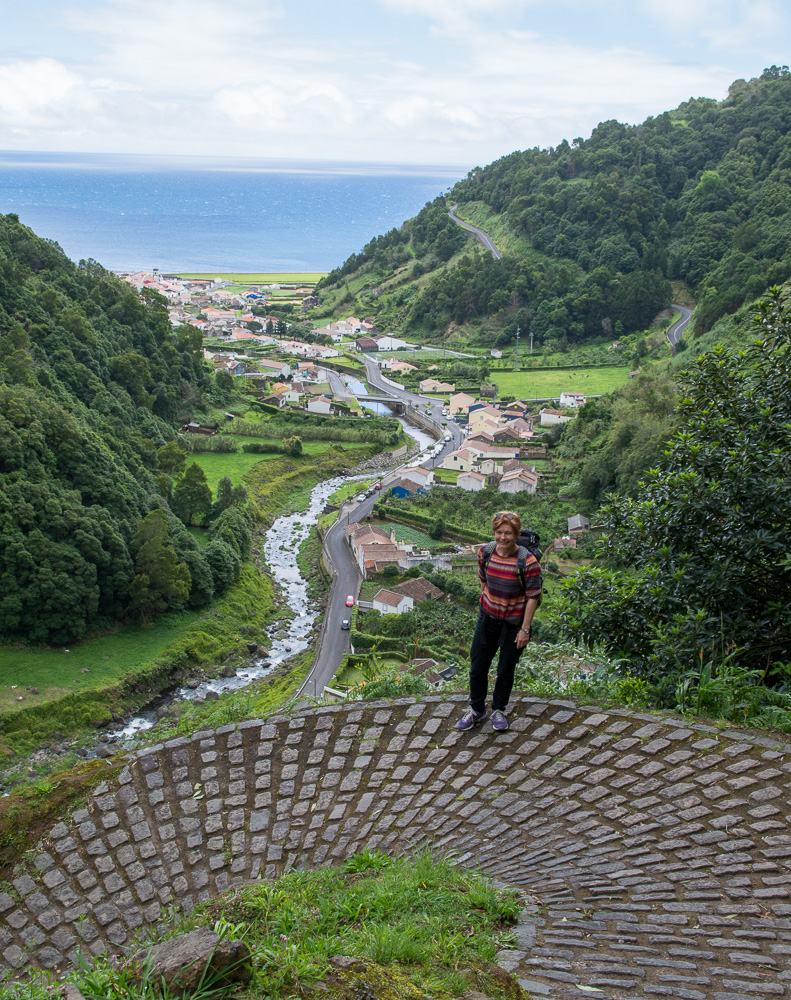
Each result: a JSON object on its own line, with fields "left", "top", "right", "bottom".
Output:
{"left": 3, "top": 694, "right": 791, "bottom": 998}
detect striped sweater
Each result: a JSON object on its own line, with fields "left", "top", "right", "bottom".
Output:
{"left": 477, "top": 544, "right": 542, "bottom": 624}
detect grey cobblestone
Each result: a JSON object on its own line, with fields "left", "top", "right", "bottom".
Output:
{"left": 3, "top": 700, "right": 791, "bottom": 997}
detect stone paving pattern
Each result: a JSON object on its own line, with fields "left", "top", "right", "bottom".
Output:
{"left": 3, "top": 694, "right": 791, "bottom": 999}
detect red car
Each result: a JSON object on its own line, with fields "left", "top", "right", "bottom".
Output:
{"left": 374, "top": 482, "right": 382, "bottom": 490}
{"left": 346, "top": 595, "right": 355, "bottom": 607}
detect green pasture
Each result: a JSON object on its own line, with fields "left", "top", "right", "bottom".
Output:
{"left": 379, "top": 522, "right": 436, "bottom": 548}
{"left": 175, "top": 272, "right": 326, "bottom": 283}
{"left": 0, "top": 614, "right": 197, "bottom": 714}
{"left": 433, "top": 469, "right": 460, "bottom": 483}
{"left": 492, "top": 367, "right": 630, "bottom": 398}
{"left": 190, "top": 439, "right": 368, "bottom": 493}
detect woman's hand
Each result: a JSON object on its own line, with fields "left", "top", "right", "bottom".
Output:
{"left": 515, "top": 628, "right": 531, "bottom": 649}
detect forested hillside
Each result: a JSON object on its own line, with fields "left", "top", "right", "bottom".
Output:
{"left": 0, "top": 213, "right": 244, "bottom": 643}
{"left": 317, "top": 66, "right": 791, "bottom": 346}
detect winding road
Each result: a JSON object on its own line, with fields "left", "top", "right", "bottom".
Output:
{"left": 666, "top": 303, "right": 693, "bottom": 346}
{"left": 448, "top": 202, "right": 696, "bottom": 349}
{"left": 448, "top": 203, "right": 502, "bottom": 260}
{"left": 298, "top": 364, "right": 465, "bottom": 699}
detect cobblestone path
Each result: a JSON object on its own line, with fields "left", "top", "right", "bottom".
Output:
{"left": 3, "top": 694, "right": 791, "bottom": 999}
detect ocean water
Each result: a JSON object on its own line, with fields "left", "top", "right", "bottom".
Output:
{"left": 0, "top": 151, "right": 466, "bottom": 273}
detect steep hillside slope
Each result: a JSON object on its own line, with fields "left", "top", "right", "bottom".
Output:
{"left": 0, "top": 214, "right": 215, "bottom": 642}
{"left": 317, "top": 66, "right": 791, "bottom": 347}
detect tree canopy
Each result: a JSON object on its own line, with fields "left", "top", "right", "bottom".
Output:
{"left": 0, "top": 212, "right": 250, "bottom": 642}
{"left": 319, "top": 68, "right": 791, "bottom": 345}
{"left": 551, "top": 287, "right": 791, "bottom": 687}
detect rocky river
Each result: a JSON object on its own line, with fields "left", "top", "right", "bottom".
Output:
{"left": 117, "top": 412, "right": 434, "bottom": 738}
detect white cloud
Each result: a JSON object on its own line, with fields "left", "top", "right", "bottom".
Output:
{"left": 639, "top": 0, "right": 786, "bottom": 48}
{"left": 0, "top": 58, "right": 95, "bottom": 127}
{"left": 0, "top": 0, "right": 785, "bottom": 161}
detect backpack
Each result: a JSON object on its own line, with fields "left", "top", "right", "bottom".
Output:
{"left": 517, "top": 529, "right": 542, "bottom": 564}
{"left": 482, "top": 530, "right": 542, "bottom": 594}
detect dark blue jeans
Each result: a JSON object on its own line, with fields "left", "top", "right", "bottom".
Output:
{"left": 469, "top": 611, "right": 523, "bottom": 714}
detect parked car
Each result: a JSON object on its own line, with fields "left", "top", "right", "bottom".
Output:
{"left": 341, "top": 619, "right": 351, "bottom": 630}
{"left": 374, "top": 482, "right": 382, "bottom": 490}
{"left": 345, "top": 595, "right": 355, "bottom": 607}
{"left": 356, "top": 494, "right": 367, "bottom": 502}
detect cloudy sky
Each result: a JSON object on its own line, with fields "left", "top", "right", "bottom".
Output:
{"left": 0, "top": 0, "right": 789, "bottom": 167}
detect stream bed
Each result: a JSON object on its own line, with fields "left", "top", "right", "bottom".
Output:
{"left": 116, "top": 413, "right": 434, "bottom": 740}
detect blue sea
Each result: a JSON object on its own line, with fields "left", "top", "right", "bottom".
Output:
{"left": 0, "top": 151, "right": 466, "bottom": 273}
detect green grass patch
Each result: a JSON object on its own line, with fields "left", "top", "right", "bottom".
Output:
{"left": 318, "top": 478, "right": 378, "bottom": 531}
{"left": 0, "top": 616, "right": 198, "bottom": 716}
{"left": 175, "top": 272, "right": 326, "bottom": 283}
{"left": 186, "top": 526, "right": 210, "bottom": 548}
{"left": 378, "top": 521, "right": 436, "bottom": 548}
{"left": 27, "top": 849, "right": 523, "bottom": 1000}
{"left": 432, "top": 468, "right": 460, "bottom": 484}
{"left": 190, "top": 440, "right": 370, "bottom": 493}
{"left": 0, "top": 565, "right": 276, "bottom": 760}
{"left": 492, "top": 366, "right": 630, "bottom": 398}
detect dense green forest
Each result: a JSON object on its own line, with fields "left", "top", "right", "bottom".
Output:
{"left": 0, "top": 214, "right": 249, "bottom": 643}
{"left": 317, "top": 67, "right": 791, "bottom": 346}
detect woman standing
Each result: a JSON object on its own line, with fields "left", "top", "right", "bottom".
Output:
{"left": 456, "top": 510, "right": 542, "bottom": 732}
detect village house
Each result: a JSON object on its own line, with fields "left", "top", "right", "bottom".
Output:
{"left": 458, "top": 470, "right": 488, "bottom": 492}
{"left": 345, "top": 524, "right": 411, "bottom": 577}
{"left": 499, "top": 467, "right": 539, "bottom": 494}
{"left": 502, "top": 417, "right": 534, "bottom": 438}
{"left": 554, "top": 536, "right": 578, "bottom": 553}
{"left": 389, "top": 477, "right": 426, "bottom": 498}
{"left": 568, "top": 514, "right": 590, "bottom": 535}
{"left": 374, "top": 335, "right": 411, "bottom": 352}
{"left": 559, "top": 392, "right": 587, "bottom": 408}
{"left": 401, "top": 466, "right": 434, "bottom": 487}
{"left": 276, "top": 388, "right": 301, "bottom": 406}
{"left": 467, "top": 403, "right": 502, "bottom": 432}
{"left": 442, "top": 447, "right": 477, "bottom": 473}
{"left": 307, "top": 395, "right": 333, "bottom": 415}
{"left": 465, "top": 430, "right": 495, "bottom": 449}
{"left": 491, "top": 425, "right": 522, "bottom": 444}
{"left": 448, "top": 391, "right": 476, "bottom": 417}
{"left": 378, "top": 357, "right": 417, "bottom": 374}
{"left": 540, "top": 408, "right": 576, "bottom": 427}
{"left": 256, "top": 359, "right": 292, "bottom": 379}
{"left": 355, "top": 336, "right": 379, "bottom": 352}
{"left": 471, "top": 458, "right": 499, "bottom": 476}
{"left": 390, "top": 578, "right": 444, "bottom": 603}
{"left": 372, "top": 589, "right": 414, "bottom": 615}
{"left": 419, "top": 378, "right": 455, "bottom": 394}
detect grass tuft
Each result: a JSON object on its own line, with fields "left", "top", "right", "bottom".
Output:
{"left": 12, "top": 850, "right": 525, "bottom": 1000}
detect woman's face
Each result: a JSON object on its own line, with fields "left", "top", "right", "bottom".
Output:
{"left": 494, "top": 522, "right": 518, "bottom": 547}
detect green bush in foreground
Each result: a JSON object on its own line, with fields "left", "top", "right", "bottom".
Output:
{"left": 552, "top": 287, "right": 791, "bottom": 694}
{"left": 12, "top": 850, "right": 523, "bottom": 1000}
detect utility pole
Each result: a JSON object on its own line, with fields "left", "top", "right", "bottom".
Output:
{"left": 530, "top": 330, "right": 534, "bottom": 355}
{"left": 513, "top": 327, "right": 520, "bottom": 371}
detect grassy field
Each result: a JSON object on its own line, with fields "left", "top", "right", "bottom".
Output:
{"left": 24, "top": 850, "right": 520, "bottom": 1000}
{"left": 0, "top": 565, "right": 277, "bottom": 731}
{"left": 492, "top": 366, "right": 630, "bottom": 398}
{"left": 190, "top": 440, "right": 370, "bottom": 493}
{"left": 379, "top": 522, "right": 436, "bottom": 547}
{"left": 175, "top": 272, "right": 326, "bottom": 283}
{"left": 0, "top": 614, "right": 197, "bottom": 714}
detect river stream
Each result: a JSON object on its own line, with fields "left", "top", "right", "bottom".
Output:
{"left": 118, "top": 411, "right": 433, "bottom": 738}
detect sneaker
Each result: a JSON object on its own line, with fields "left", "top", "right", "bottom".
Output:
{"left": 456, "top": 708, "right": 488, "bottom": 731}
{"left": 491, "top": 710, "right": 509, "bottom": 732}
